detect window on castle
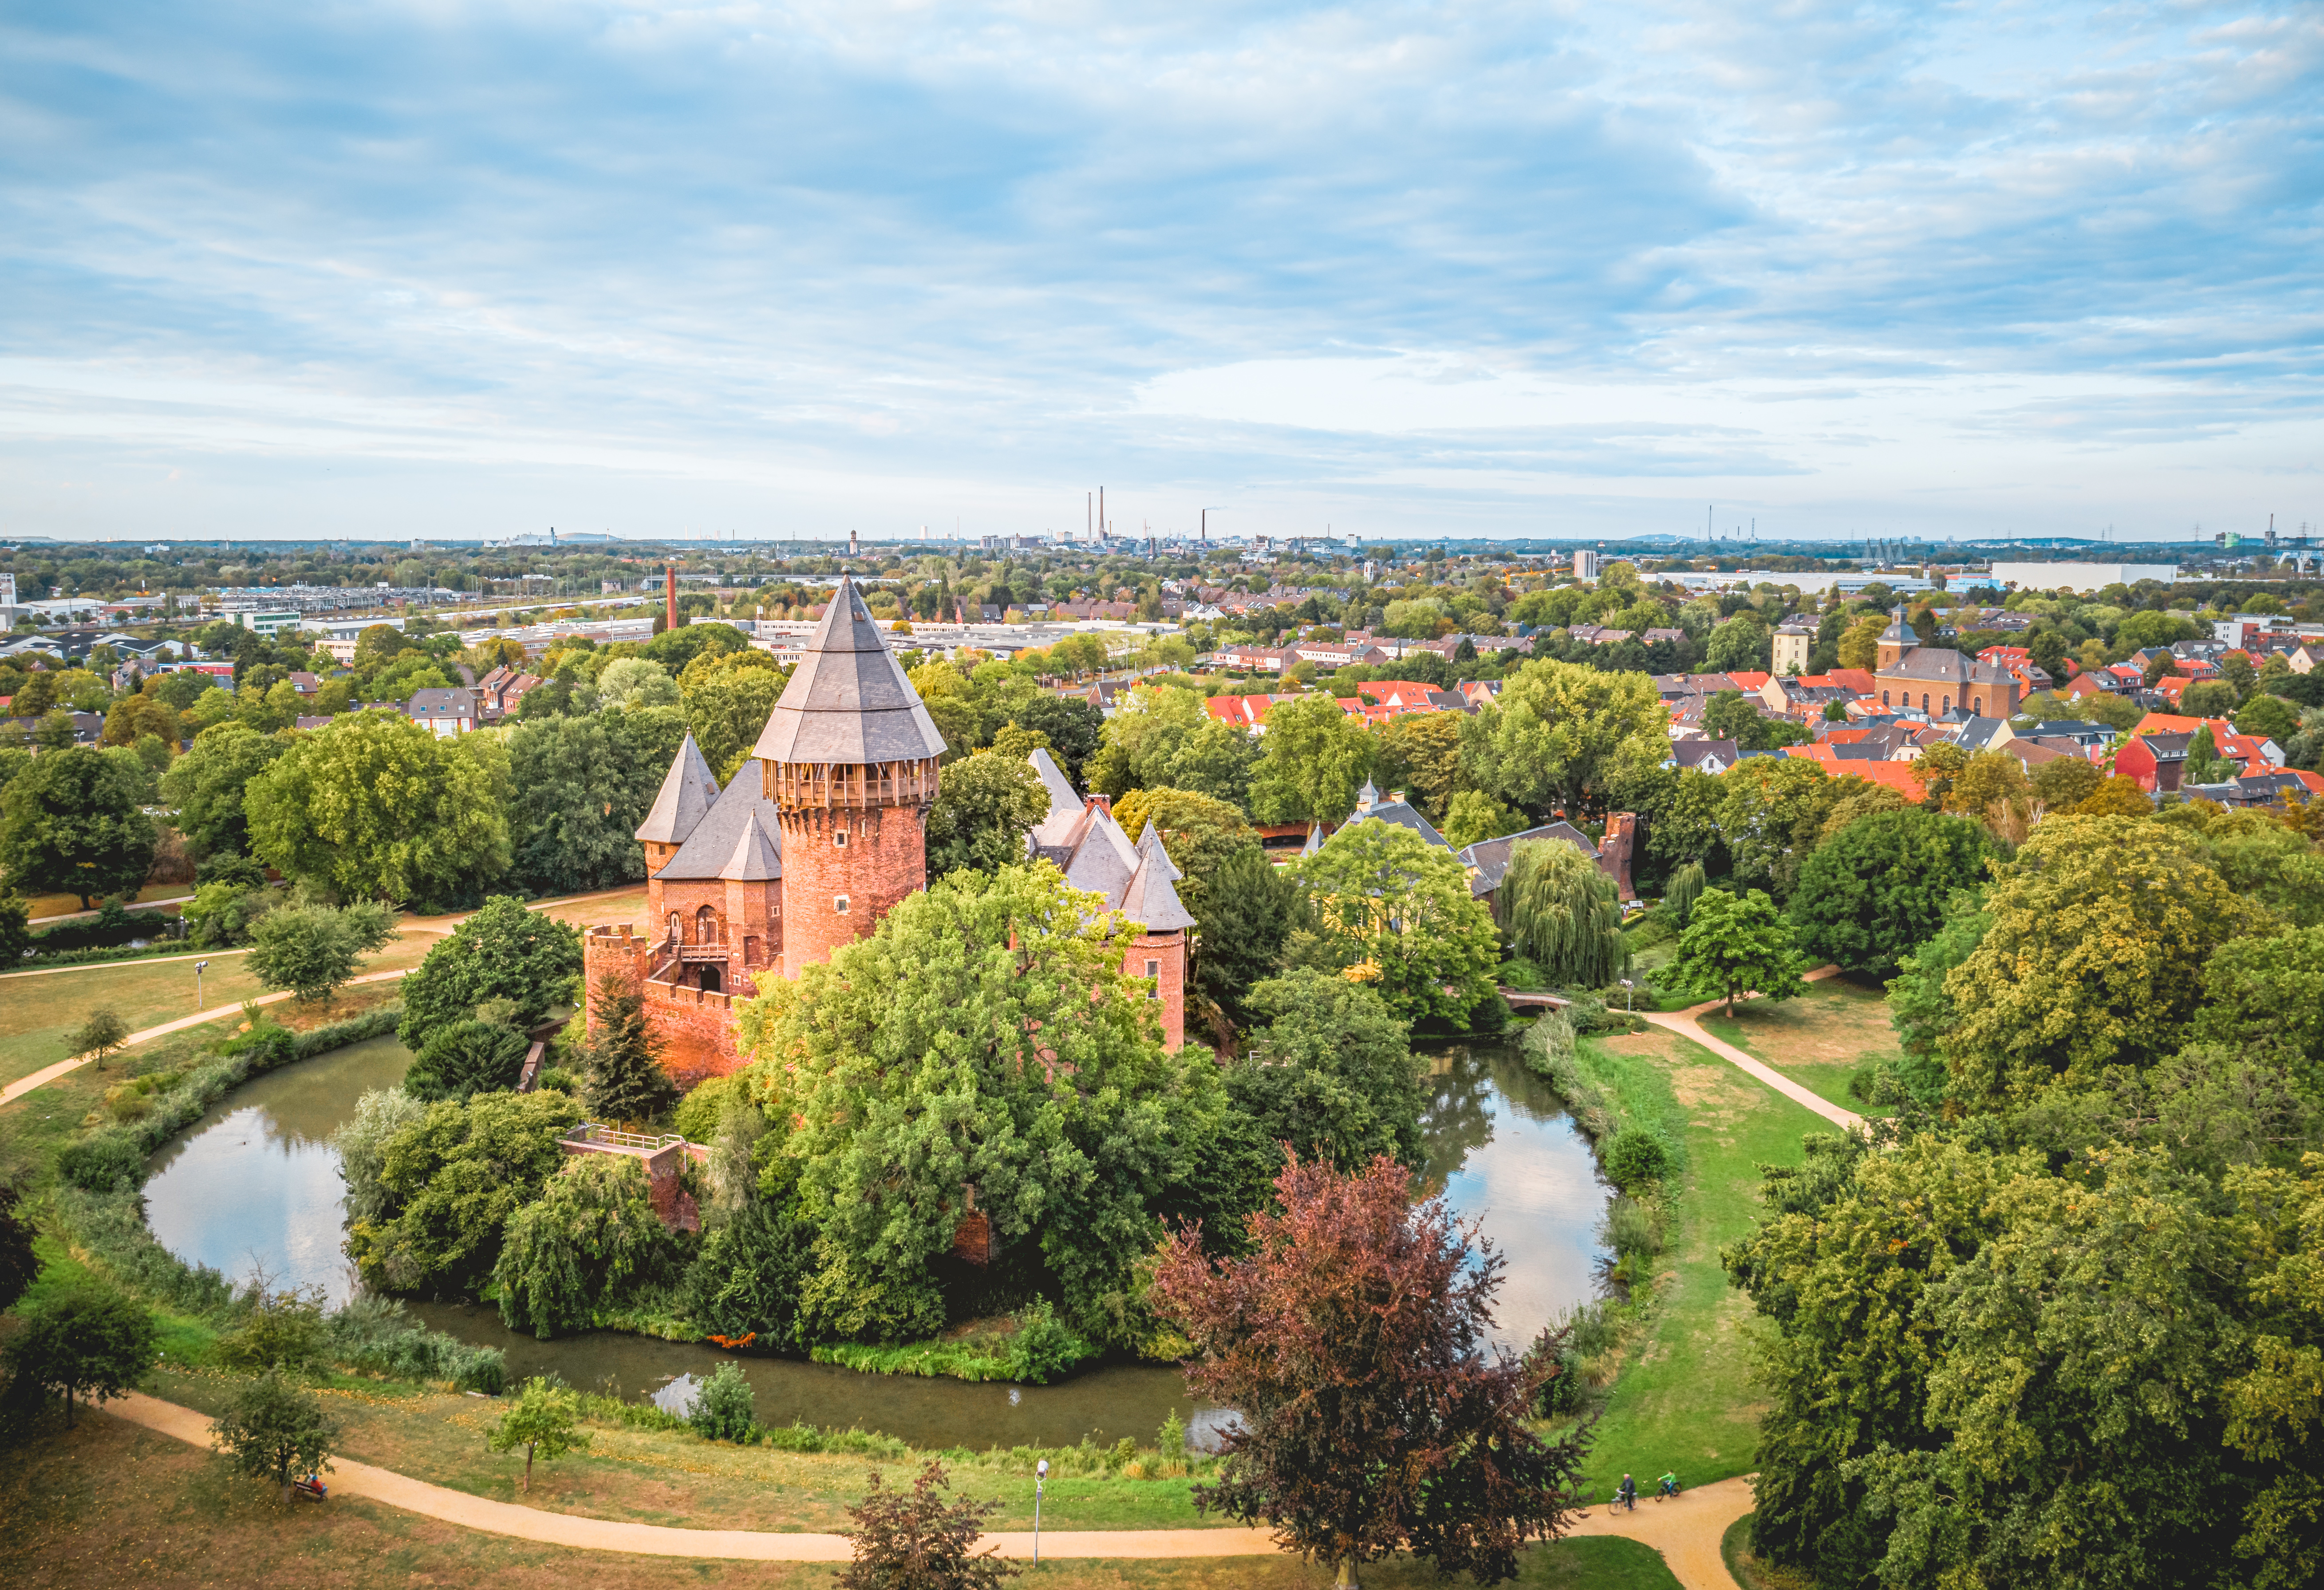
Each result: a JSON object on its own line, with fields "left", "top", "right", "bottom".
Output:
{"left": 1144, "top": 959, "right": 1160, "bottom": 996}
{"left": 834, "top": 830, "right": 848, "bottom": 847}
{"left": 834, "top": 895, "right": 850, "bottom": 915}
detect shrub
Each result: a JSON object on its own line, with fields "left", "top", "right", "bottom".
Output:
{"left": 1600, "top": 1129, "right": 1671, "bottom": 1192}
{"left": 327, "top": 1296, "right": 505, "bottom": 1393}
{"left": 402, "top": 1018, "right": 530, "bottom": 1103}
{"left": 680, "top": 1198, "right": 813, "bottom": 1347}
{"left": 690, "top": 1360, "right": 756, "bottom": 1443}
{"left": 215, "top": 1282, "right": 330, "bottom": 1373}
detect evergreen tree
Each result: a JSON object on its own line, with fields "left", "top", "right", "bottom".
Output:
{"left": 583, "top": 974, "right": 678, "bottom": 1128}
{"left": 1195, "top": 843, "right": 1299, "bottom": 1019}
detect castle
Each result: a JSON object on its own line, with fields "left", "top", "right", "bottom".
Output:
{"left": 583, "top": 575, "right": 1190, "bottom": 1083}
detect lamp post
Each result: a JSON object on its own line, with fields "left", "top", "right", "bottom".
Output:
{"left": 195, "top": 960, "right": 209, "bottom": 1011}
{"left": 1034, "top": 1458, "right": 1048, "bottom": 1562}
{"left": 1621, "top": 977, "right": 1634, "bottom": 1015}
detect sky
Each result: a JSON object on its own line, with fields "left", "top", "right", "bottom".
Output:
{"left": 1, "top": 0, "right": 2318, "bottom": 545}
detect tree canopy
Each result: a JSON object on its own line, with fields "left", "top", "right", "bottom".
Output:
{"left": 1084, "top": 685, "right": 1255, "bottom": 807}
{"left": 395, "top": 896, "right": 582, "bottom": 1051}
{"left": 1499, "top": 838, "right": 1626, "bottom": 988}
{"left": 505, "top": 705, "right": 688, "bottom": 895}
{"left": 1787, "top": 809, "right": 1992, "bottom": 976}
{"left": 1667, "top": 886, "right": 1807, "bottom": 1018}
{"left": 1293, "top": 821, "right": 1501, "bottom": 1029}
{"left": 923, "top": 751, "right": 1050, "bottom": 880}
{"left": 158, "top": 722, "right": 285, "bottom": 860}
{"left": 1459, "top": 659, "right": 1667, "bottom": 817}
{"left": 0, "top": 745, "right": 157, "bottom": 907}
{"left": 1246, "top": 692, "right": 1376, "bottom": 825}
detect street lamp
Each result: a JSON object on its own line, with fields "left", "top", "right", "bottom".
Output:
{"left": 1034, "top": 1459, "right": 1048, "bottom": 1563}
{"left": 1620, "top": 978, "right": 1635, "bottom": 1015}
{"left": 194, "top": 960, "right": 209, "bottom": 1011}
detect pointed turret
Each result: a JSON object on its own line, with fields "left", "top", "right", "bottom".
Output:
{"left": 660, "top": 759, "right": 784, "bottom": 881}
{"left": 637, "top": 732, "right": 721, "bottom": 854}
{"left": 1134, "top": 820, "right": 1184, "bottom": 883}
{"left": 754, "top": 573, "right": 948, "bottom": 765}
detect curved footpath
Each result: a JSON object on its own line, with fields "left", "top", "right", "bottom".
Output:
{"left": 0, "top": 886, "right": 638, "bottom": 1109}
{"left": 102, "top": 1390, "right": 1752, "bottom": 1582}
{"left": 1640, "top": 972, "right": 1863, "bottom": 1132}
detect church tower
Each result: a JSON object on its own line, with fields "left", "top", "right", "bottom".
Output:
{"left": 753, "top": 574, "right": 948, "bottom": 977}
{"left": 1875, "top": 606, "right": 1919, "bottom": 671}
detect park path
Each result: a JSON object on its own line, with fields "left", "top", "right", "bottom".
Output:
{"left": 100, "top": 1390, "right": 1751, "bottom": 1582}
{"left": 0, "top": 885, "right": 639, "bottom": 1109}
{"left": 1639, "top": 968, "right": 1862, "bottom": 1131}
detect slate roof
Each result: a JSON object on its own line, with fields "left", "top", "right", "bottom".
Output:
{"left": 1022, "top": 754, "right": 1196, "bottom": 934}
{"left": 659, "top": 759, "right": 785, "bottom": 882}
{"left": 1344, "top": 779, "right": 1449, "bottom": 849}
{"left": 1458, "top": 823, "right": 1600, "bottom": 897}
{"left": 636, "top": 732, "right": 722, "bottom": 845}
{"left": 753, "top": 573, "right": 948, "bottom": 765}
{"left": 1026, "top": 748, "right": 1084, "bottom": 850}
{"left": 1671, "top": 739, "right": 1738, "bottom": 770}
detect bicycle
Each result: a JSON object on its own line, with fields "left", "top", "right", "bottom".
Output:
{"left": 1655, "top": 1473, "right": 1681, "bottom": 1502}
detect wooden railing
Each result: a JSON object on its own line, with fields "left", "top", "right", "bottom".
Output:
{"left": 765, "top": 756, "right": 939, "bottom": 810}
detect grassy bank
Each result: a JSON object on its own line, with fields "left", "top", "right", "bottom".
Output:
{"left": 0, "top": 1405, "right": 1682, "bottom": 1589}
{"left": 1577, "top": 1027, "right": 1842, "bottom": 1496}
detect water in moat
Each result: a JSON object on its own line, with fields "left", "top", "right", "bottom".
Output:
{"left": 147, "top": 1031, "right": 1610, "bottom": 1449}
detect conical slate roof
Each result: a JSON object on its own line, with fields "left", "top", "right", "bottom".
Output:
{"left": 1118, "top": 849, "right": 1196, "bottom": 933}
{"left": 636, "top": 732, "right": 721, "bottom": 845}
{"left": 753, "top": 574, "right": 948, "bottom": 765}
{"left": 660, "top": 759, "right": 785, "bottom": 881}
{"left": 1134, "top": 821, "right": 1184, "bottom": 883}
{"left": 1027, "top": 749, "right": 1084, "bottom": 851}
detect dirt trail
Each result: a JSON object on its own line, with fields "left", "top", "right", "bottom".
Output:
{"left": 102, "top": 1391, "right": 1748, "bottom": 1583}
{"left": 1641, "top": 972, "right": 1862, "bottom": 1130}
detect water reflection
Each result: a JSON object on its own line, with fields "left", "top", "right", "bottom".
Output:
{"left": 146, "top": 1029, "right": 1610, "bottom": 1444}
{"left": 144, "top": 1034, "right": 414, "bottom": 1306}
{"left": 1420, "top": 1040, "right": 1614, "bottom": 1353}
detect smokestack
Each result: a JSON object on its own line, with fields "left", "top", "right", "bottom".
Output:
{"left": 848, "top": 527, "right": 860, "bottom": 557}
{"left": 664, "top": 567, "right": 677, "bottom": 632}
{"left": 1099, "top": 487, "right": 1105, "bottom": 543}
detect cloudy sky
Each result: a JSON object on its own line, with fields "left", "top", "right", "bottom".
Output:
{"left": 2, "top": 1, "right": 2317, "bottom": 544}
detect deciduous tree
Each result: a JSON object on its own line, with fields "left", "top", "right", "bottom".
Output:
{"left": 488, "top": 1376, "right": 591, "bottom": 1492}
{"left": 395, "top": 897, "right": 582, "bottom": 1051}
{"left": 1085, "top": 685, "right": 1255, "bottom": 807}
{"left": 678, "top": 650, "right": 790, "bottom": 780}
{"left": 506, "top": 706, "right": 688, "bottom": 895}
{"left": 923, "top": 751, "right": 1050, "bottom": 880}
{"left": 245, "top": 898, "right": 398, "bottom": 1004}
{"left": 1227, "top": 970, "right": 1424, "bottom": 1173}
{"left": 0, "top": 745, "right": 156, "bottom": 907}
{"left": 1667, "top": 886, "right": 1807, "bottom": 1018}
{"left": 1787, "top": 810, "right": 1991, "bottom": 976}
{"left": 211, "top": 1368, "right": 339, "bottom": 1502}
{"left": 3, "top": 1280, "right": 157, "bottom": 1427}
{"left": 1194, "top": 842, "right": 1300, "bottom": 1019}
{"left": 493, "top": 1155, "right": 687, "bottom": 1337}
{"left": 347, "top": 1089, "right": 585, "bottom": 1295}
{"left": 244, "top": 710, "right": 509, "bottom": 903}
{"left": 1293, "top": 821, "right": 1501, "bottom": 1029}
{"left": 1500, "top": 839, "right": 1627, "bottom": 988}
{"left": 1459, "top": 659, "right": 1667, "bottom": 818}
{"left": 840, "top": 1462, "right": 1019, "bottom": 1590}
{"left": 1150, "top": 1155, "right": 1588, "bottom": 1588}
{"left": 1247, "top": 692, "right": 1376, "bottom": 825}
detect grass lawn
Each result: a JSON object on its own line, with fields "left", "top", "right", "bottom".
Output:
{"left": 1696, "top": 976, "right": 1900, "bottom": 1118}
{"left": 0, "top": 1405, "right": 1681, "bottom": 1590}
{"left": 24, "top": 883, "right": 194, "bottom": 920}
{"left": 0, "top": 922, "right": 448, "bottom": 1088}
{"left": 1578, "top": 1026, "right": 1843, "bottom": 1499}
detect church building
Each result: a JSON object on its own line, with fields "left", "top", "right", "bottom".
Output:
{"left": 584, "top": 575, "right": 1190, "bottom": 1085}
{"left": 1872, "top": 608, "right": 2021, "bottom": 719}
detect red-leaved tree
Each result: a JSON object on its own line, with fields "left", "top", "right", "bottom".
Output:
{"left": 1149, "top": 1153, "right": 1590, "bottom": 1588}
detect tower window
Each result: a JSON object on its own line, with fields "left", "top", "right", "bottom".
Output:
{"left": 834, "top": 895, "right": 851, "bottom": 915}
{"left": 834, "top": 830, "right": 848, "bottom": 848}
{"left": 1145, "top": 959, "right": 1161, "bottom": 996}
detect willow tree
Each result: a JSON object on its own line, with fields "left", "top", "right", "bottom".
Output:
{"left": 1501, "top": 839, "right": 1627, "bottom": 988}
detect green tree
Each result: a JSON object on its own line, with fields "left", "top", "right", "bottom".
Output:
{"left": 1500, "top": 839, "right": 1626, "bottom": 988}
{"left": 1941, "top": 817, "right": 2257, "bottom": 1105}
{"left": 581, "top": 975, "right": 679, "bottom": 1129}
{"left": 0, "top": 1184, "right": 39, "bottom": 1315}
{"left": 1371, "top": 711, "right": 1466, "bottom": 822}
{"left": 1706, "top": 612, "right": 1772, "bottom": 672}
{"left": 1717, "top": 757, "right": 1851, "bottom": 900}
{"left": 1194, "top": 842, "right": 1300, "bottom": 1019}
{"left": 840, "top": 1462, "right": 1020, "bottom": 1590}
{"left": 1441, "top": 790, "right": 1525, "bottom": 850}
{"left": 396, "top": 897, "right": 582, "bottom": 1051}
{"left": 643, "top": 619, "right": 749, "bottom": 674}
{"left": 244, "top": 710, "right": 509, "bottom": 903}
{"left": 737, "top": 863, "right": 1230, "bottom": 1347}
{"left": 210, "top": 1368, "right": 339, "bottom": 1501}
{"left": 2029, "top": 755, "right": 2104, "bottom": 812}
{"left": 487, "top": 1376, "right": 591, "bottom": 1492}
{"left": 1787, "top": 810, "right": 1991, "bottom": 977}
{"left": 1664, "top": 860, "right": 1705, "bottom": 927}
{"left": 595, "top": 657, "right": 677, "bottom": 710}
{"left": 1294, "top": 821, "right": 1501, "bottom": 1029}
{"left": 1085, "top": 685, "right": 1256, "bottom": 807}
{"left": 924, "top": 751, "right": 1050, "bottom": 879}
{"left": 2180, "top": 679, "right": 2239, "bottom": 720}
{"left": 402, "top": 1018, "right": 533, "bottom": 1103}
{"left": 506, "top": 706, "right": 688, "bottom": 895}
{"left": 2184, "top": 723, "right": 2238, "bottom": 785}
{"left": 1667, "top": 886, "right": 1807, "bottom": 1018}
{"left": 493, "top": 1155, "right": 687, "bottom": 1337}
{"left": 1247, "top": 692, "right": 1376, "bottom": 825}
{"left": 689, "top": 1359, "right": 757, "bottom": 1443}
{"left": 245, "top": 898, "right": 398, "bottom": 1004}
{"left": 347, "top": 1089, "right": 585, "bottom": 1295}
{"left": 1149, "top": 1155, "right": 1588, "bottom": 1588}
{"left": 1111, "top": 788, "right": 1254, "bottom": 906}
{"left": 0, "top": 745, "right": 156, "bottom": 907}
{"left": 1459, "top": 659, "right": 1667, "bottom": 817}
{"left": 1009, "top": 694, "right": 1105, "bottom": 785}
{"left": 65, "top": 1006, "right": 129, "bottom": 1072}
{"left": 2236, "top": 691, "right": 2300, "bottom": 744}
{"left": 678, "top": 650, "right": 790, "bottom": 780}
{"left": 1228, "top": 970, "right": 1424, "bottom": 1172}
{"left": 681, "top": 1195, "right": 817, "bottom": 1348}
{"left": 3, "top": 1280, "right": 157, "bottom": 1427}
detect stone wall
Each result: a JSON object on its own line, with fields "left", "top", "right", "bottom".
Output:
{"left": 1124, "top": 928, "right": 1187, "bottom": 1051}
{"left": 777, "top": 802, "right": 926, "bottom": 977}
{"left": 642, "top": 979, "right": 745, "bottom": 1085}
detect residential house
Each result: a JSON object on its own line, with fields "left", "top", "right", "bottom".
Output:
{"left": 1459, "top": 821, "right": 1606, "bottom": 911}
{"left": 1669, "top": 739, "right": 1740, "bottom": 775}
{"left": 1340, "top": 780, "right": 1449, "bottom": 849}
{"left": 477, "top": 664, "right": 542, "bottom": 719}
{"left": 1771, "top": 621, "right": 1817, "bottom": 675}
{"left": 404, "top": 687, "right": 480, "bottom": 737}
{"left": 1783, "top": 744, "right": 1929, "bottom": 802}
{"left": 2115, "top": 732, "right": 2193, "bottom": 792}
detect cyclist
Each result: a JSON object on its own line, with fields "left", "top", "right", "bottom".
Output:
{"left": 1657, "top": 1472, "right": 1680, "bottom": 1500}
{"left": 1617, "top": 1473, "right": 1637, "bottom": 1511}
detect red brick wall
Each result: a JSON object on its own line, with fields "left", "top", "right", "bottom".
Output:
{"left": 777, "top": 804, "right": 925, "bottom": 977}
{"left": 1124, "top": 928, "right": 1186, "bottom": 1051}
{"left": 642, "top": 980, "right": 744, "bottom": 1085}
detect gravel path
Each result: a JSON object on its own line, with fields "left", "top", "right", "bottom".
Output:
{"left": 1639, "top": 971, "right": 1863, "bottom": 1130}
{"left": 104, "top": 1390, "right": 1749, "bottom": 1582}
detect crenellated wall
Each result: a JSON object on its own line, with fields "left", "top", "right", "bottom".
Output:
{"left": 775, "top": 802, "right": 927, "bottom": 978}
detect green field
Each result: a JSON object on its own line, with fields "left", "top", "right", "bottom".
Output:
{"left": 1697, "top": 976, "right": 1900, "bottom": 1118}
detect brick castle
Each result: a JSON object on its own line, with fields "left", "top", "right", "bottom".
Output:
{"left": 583, "top": 575, "right": 1191, "bottom": 1084}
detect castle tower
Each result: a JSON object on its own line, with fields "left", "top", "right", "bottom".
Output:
{"left": 753, "top": 573, "right": 948, "bottom": 977}
{"left": 636, "top": 731, "right": 721, "bottom": 885}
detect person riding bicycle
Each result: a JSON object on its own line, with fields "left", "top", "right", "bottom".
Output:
{"left": 1657, "top": 1472, "right": 1680, "bottom": 1500}
{"left": 1618, "top": 1473, "right": 1637, "bottom": 1511}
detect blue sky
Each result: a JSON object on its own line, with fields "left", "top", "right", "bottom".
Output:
{"left": 1, "top": 0, "right": 2317, "bottom": 544}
